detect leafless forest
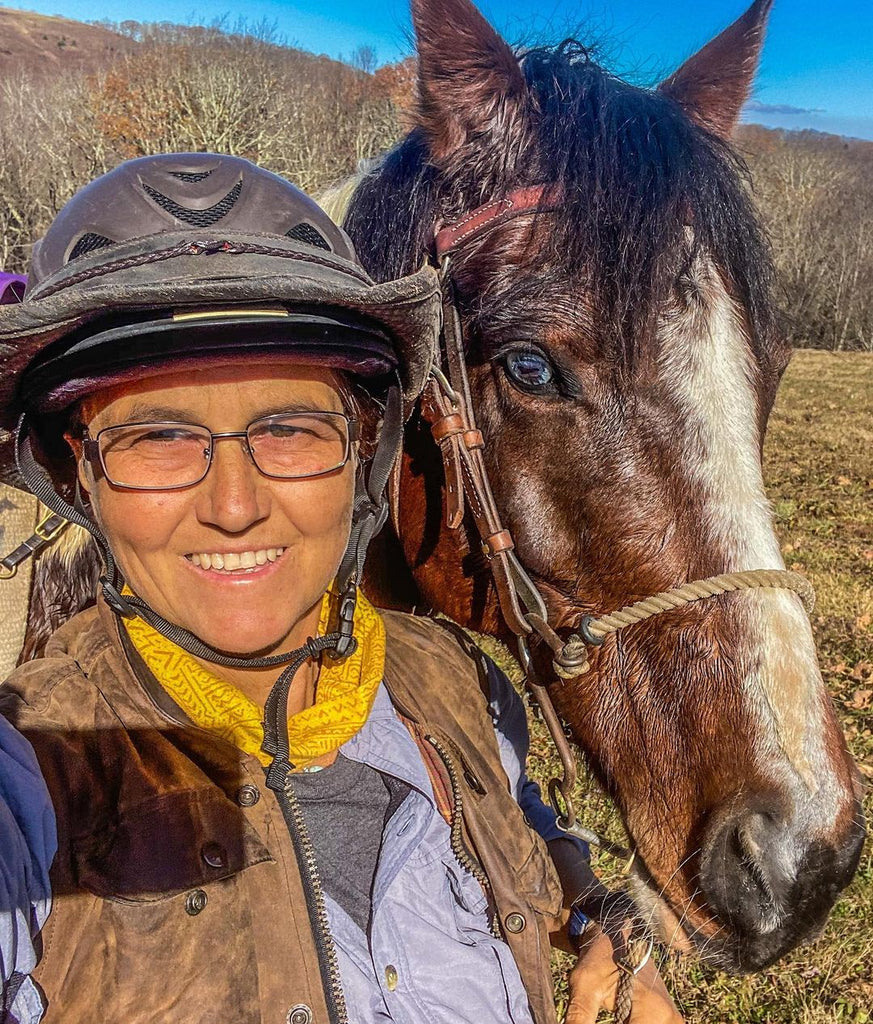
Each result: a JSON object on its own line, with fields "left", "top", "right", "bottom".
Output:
{"left": 1, "top": 19, "right": 870, "bottom": 351}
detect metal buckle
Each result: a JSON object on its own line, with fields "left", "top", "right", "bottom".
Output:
{"left": 0, "top": 512, "right": 68, "bottom": 579}
{"left": 576, "top": 614, "right": 606, "bottom": 646}
{"left": 34, "top": 512, "right": 67, "bottom": 543}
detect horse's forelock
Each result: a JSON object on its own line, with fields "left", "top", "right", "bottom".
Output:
{"left": 348, "top": 42, "right": 779, "bottom": 373}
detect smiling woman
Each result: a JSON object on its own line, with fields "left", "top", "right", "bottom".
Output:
{"left": 0, "top": 152, "right": 683, "bottom": 1024}
{"left": 70, "top": 365, "right": 357, "bottom": 669}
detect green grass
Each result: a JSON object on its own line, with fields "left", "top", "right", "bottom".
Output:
{"left": 480, "top": 350, "right": 873, "bottom": 1023}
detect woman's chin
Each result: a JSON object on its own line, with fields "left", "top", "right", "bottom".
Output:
{"left": 183, "top": 618, "right": 298, "bottom": 659}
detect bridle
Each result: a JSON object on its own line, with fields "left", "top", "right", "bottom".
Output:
{"left": 419, "top": 185, "right": 815, "bottom": 1009}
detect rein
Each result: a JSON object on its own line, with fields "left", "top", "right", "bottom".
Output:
{"left": 427, "top": 187, "right": 815, "bottom": 1014}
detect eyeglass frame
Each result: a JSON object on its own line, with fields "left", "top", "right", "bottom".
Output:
{"left": 80, "top": 410, "right": 360, "bottom": 491}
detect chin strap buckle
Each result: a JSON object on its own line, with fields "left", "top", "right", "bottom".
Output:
{"left": 332, "top": 580, "right": 359, "bottom": 660}
{"left": 100, "top": 577, "right": 136, "bottom": 617}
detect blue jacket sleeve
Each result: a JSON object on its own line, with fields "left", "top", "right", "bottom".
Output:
{"left": 0, "top": 713, "right": 56, "bottom": 1024}
{"left": 484, "top": 659, "right": 589, "bottom": 858}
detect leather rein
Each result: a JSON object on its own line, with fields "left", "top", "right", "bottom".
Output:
{"left": 422, "top": 185, "right": 815, "bottom": 843}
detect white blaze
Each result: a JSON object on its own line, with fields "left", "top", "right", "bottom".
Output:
{"left": 658, "top": 260, "right": 842, "bottom": 831}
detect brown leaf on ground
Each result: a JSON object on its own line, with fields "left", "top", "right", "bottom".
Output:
{"left": 849, "top": 688, "right": 872, "bottom": 709}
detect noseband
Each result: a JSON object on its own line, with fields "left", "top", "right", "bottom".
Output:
{"left": 426, "top": 186, "right": 814, "bottom": 823}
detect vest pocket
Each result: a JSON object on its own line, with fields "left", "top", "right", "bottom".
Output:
{"left": 73, "top": 786, "right": 271, "bottom": 901}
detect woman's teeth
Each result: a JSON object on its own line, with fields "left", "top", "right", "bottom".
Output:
{"left": 189, "top": 548, "right": 285, "bottom": 572}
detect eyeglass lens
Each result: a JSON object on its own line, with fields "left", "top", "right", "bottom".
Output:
{"left": 97, "top": 413, "right": 351, "bottom": 489}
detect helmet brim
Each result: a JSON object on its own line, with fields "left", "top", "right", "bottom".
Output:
{"left": 20, "top": 308, "right": 398, "bottom": 415}
{"left": 0, "top": 230, "right": 441, "bottom": 489}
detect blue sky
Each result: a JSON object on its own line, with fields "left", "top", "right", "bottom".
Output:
{"left": 9, "top": 0, "right": 873, "bottom": 140}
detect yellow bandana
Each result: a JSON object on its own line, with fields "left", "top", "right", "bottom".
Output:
{"left": 123, "top": 588, "right": 386, "bottom": 771}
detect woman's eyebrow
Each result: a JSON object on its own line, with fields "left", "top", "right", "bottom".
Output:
{"left": 111, "top": 400, "right": 339, "bottom": 425}
{"left": 254, "top": 401, "right": 341, "bottom": 418}
{"left": 113, "top": 403, "right": 194, "bottom": 424}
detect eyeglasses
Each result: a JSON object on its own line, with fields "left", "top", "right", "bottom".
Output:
{"left": 82, "top": 411, "right": 359, "bottom": 490}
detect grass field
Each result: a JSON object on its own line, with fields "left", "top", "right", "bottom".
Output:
{"left": 496, "top": 350, "right": 873, "bottom": 1022}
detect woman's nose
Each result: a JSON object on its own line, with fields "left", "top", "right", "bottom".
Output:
{"left": 195, "top": 437, "right": 270, "bottom": 532}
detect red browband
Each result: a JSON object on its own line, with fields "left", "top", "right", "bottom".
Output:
{"left": 434, "top": 185, "right": 556, "bottom": 258}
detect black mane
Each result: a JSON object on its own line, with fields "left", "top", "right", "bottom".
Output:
{"left": 344, "top": 41, "right": 777, "bottom": 363}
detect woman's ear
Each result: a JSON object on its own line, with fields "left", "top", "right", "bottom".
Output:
{"left": 64, "top": 433, "right": 92, "bottom": 496}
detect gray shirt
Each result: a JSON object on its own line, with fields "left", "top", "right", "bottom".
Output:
{"left": 290, "top": 753, "right": 409, "bottom": 932}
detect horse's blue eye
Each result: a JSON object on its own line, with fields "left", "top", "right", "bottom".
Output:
{"left": 503, "top": 350, "right": 555, "bottom": 391}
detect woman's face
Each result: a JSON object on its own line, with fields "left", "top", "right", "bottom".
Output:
{"left": 74, "top": 362, "right": 356, "bottom": 656}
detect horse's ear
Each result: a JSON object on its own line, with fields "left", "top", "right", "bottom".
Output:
{"left": 411, "top": 0, "right": 527, "bottom": 168}
{"left": 657, "top": 0, "right": 773, "bottom": 140}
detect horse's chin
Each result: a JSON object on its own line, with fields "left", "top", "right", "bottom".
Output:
{"left": 626, "top": 863, "right": 831, "bottom": 976}
{"left": 626, "top": 866, "right": 764, "bottom": 975}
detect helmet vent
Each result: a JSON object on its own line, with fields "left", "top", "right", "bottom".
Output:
{"left": 286, "top": 222, "right": 332, "bottom": 251}
{"left": 142, "top": 179, "right": 243, "bottom": 227}
{"left": 68, "top": 232, "right": 114, "bottom": 262}
{"left": 169, "top": 171, "right": 214, "bottom": 183}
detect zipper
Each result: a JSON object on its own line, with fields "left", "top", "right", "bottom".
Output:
{"left": 425, "top": 734, "right": 503, "bottom": 938}
{"left": 279, "top": 774, "right": 349, "bottom": 1024}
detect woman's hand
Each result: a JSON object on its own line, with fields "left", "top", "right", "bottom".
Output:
{"left": 565, "top": 924, "right": 684, "bottom": 1024}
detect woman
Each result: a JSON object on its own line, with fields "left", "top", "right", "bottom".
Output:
{"left": 0, "top": 153, "right": 680, "bottom": 1023}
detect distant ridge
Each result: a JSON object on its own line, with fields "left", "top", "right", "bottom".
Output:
{"left": 1, "top": 7, "right": 867, "bottom": 154}
{"left": 737, "top": 122, "right": 873, "bottom": 154}
{"left": 0, "top": 6, "right": 134, "bottom": 70}
{"left": 0, "top": 6, "right": 360, "bottom": 77}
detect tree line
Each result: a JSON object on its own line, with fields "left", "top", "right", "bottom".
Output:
{"left": 1, "top": 22, "right": 870, "bottom": 351}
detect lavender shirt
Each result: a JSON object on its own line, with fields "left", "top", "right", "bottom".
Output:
{"left": 326, "top": 663, "right": 584, "bottom": 1023}
{"left": 0, "top": 715, "right": 56, "bottom": 1024}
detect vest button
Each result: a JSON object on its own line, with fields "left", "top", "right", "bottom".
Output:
{"left": 463, "top": 767, "right": 485, "bottom": 794}
{"left": 384, "top": 964, "right": 399, "bottom": 991}
{"left": 287, "top": 1005, "right": 312, "bottom": 1024}
{"left": 185, "top": 889, "right": 208, "bottom": 915}
{"left": 201, "top": 842, "right": 227, "bottom": 869}
{"left": 236, "top": 784, "right": 260, "bottom": 807}
{"left": 505, "top": 912, "right": 527, "bottom": 933}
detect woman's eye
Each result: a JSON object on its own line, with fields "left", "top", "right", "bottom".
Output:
{"left": 502, "top": 350, "right": 556, "bottom": 392}
{"left": 136, "top": 428, "right": 197, "bottom": 444}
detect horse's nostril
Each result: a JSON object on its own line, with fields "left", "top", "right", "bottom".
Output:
{"left": 729, "top": 812, "right": 795, "bottom": 932}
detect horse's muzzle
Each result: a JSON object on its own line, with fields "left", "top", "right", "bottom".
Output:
{"left": 697, "top": 795, "right": 866, "bottom": 972}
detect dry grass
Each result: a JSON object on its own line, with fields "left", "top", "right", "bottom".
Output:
{"left": 482, "top": 350, "right": 873, "bottom": 1023}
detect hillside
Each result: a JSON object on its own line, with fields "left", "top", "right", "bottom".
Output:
{"left": 0, "top": 6, "right": 134, "bottom": 70}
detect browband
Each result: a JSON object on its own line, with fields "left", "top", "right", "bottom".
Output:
{"left": 434, "top": 186, "right": 556, "bottom": 258}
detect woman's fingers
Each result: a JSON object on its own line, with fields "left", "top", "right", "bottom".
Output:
{"left": 626, "top": 961, "right": 685, "bottom": 1023}
{"left": 566, "top": 929, "right": 617, "bottom": 1021}
{"left": 565, "top": 926, "right": 685, "bottom": 1024}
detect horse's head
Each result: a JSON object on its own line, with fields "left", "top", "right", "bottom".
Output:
{"left": 345, "top": 0, "right": 864, "bottom": 972}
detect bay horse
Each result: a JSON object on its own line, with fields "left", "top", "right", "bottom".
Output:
{"left": 333, "top": 0, "right": 864, "bottom": 974}
{"left": 8, "top": 0, "right": 863, "bottom": 979}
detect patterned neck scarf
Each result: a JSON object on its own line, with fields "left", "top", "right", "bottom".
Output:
{"left": 124, "top": 588, "right": 386, "bottom": 771}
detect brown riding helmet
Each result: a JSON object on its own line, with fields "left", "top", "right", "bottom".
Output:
{"left": 0, "top": 152, "right": 440, "bottom": 489}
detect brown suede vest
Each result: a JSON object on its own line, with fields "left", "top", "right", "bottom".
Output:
{"left": 0, "top": 599, "right": 563, "bottom": 1024}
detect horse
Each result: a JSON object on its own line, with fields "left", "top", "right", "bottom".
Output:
{"left": 330, "top": 0, "right": 865, "bottom": 974}
{"left": 7, "top": 0, "right": 864, "bottom": 978}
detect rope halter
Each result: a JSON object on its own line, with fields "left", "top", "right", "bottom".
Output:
{"left": 532, "top": 568, "right": 816, "bottom": 680}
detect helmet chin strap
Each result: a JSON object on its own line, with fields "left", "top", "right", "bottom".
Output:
{"left": 14, "top": 378, "right": 404, "bottom": 789}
